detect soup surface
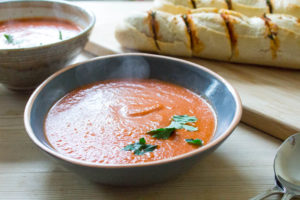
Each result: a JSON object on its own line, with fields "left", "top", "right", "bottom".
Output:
{"left": 44, "top": 80, "right": 216, "bottom": 164}
{"left": 0, "top": 17, "right": 81, "bottom": 49}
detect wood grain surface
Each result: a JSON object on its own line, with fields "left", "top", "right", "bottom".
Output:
{"left": 78, "top": 1, "right": 300, "bottom": 140}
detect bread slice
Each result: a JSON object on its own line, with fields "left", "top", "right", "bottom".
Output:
{"left": 189, "top": 10, "right": 232, "bottom": 60}
{"left": 115, "top": 12, "right": 159, "bottom": 53}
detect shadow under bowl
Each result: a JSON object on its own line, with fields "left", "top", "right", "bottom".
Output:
{"left": 0, "top": 0, "right": 95, "bottom": 90}
{"left": 24, "top": 53, "right": 242, "bottom": 186}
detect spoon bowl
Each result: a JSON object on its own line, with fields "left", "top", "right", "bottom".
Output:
{"left": 274, "top": 133, "right": 300, "bottom": 198}
{"left": 251, "top": 133, "right": 300, "bottom": 200}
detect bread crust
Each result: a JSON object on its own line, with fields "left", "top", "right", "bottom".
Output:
{"left": 155, "top": 12, "right": 193, "bottom": 56}
{"left": 231, "top": 0, "right": 269, "bottom": 17}
{"left": 115, "top": 10, "right": 300, "bottom": 69}
{"left": 221, "top": 10, "right": 273, "bottom": 65}
{"left": 195, "top": 0, "right": 227, "bottom": 9}
{"left": 273, "top": 0, "right": 300, "bottom": 18}
{"left": 115, "top": 12, "right": 159, "bottom": 53}
{"left": 264, "top": 13, "right": 300, "bottom": 68}
{"left": 153, "top": 0, "right": 192, "bottom": 14}
{"left": 154, "top": 0, "right": 300, "bottom": 18}
{"left": 190, "top": 11, "right": 232, "bottom": 60}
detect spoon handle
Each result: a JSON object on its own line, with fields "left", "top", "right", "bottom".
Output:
{"left": 250, "top": 186, "right": 283, "bottom": 200}
{"left": 281, "top": 193, "right": 294, "bottom": 200}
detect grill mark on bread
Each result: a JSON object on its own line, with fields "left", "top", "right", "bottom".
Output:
{"left": 182, "top": 14, "right": 194, "bottom": 50}
{"left": 225, "top": 0, "right": 232, "bottom": 10}
{"left": 220, "top": 12, "right": 238, "bottom": 59}
{"left": 266, "top": 0, "right": 273, "bottom": 13}
{"left": 147, "top": 10, "right": 160, "bottom": 50}
{"left": 183, "top": 14, "right": 204, "bottom": 54}
{"left": 262, "top": 14, "right": 279, "bottom": 59}
{"left": 190, "top": 0, "right": 197, "bottom": 9}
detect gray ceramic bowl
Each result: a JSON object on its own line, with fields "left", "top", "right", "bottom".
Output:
{"left": 0, "top": 0, "right": 95, "bottom": 90}
{"left": 24, "top": 53, "right": 242, "bottom": 186}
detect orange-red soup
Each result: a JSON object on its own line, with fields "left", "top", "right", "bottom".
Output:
{"left": 44, "top": 80, "right": 216, "bottom": 164}
{"left": 0, "top": 17, "right": 81, "bottom": 49}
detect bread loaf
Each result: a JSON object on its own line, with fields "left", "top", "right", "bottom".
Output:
{"left": 154, "top": 0, "right": 300, "bottom": 18}
{"left": 115, "top": 9, "right": 300, "bottom": 69}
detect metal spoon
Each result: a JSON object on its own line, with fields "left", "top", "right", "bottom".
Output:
{"left": 251, "top": 133, "right": 300, "bottom": 200}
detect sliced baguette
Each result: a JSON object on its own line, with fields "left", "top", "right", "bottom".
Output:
{"left": 115, "top": 10, "right": 300, "bottom": 69}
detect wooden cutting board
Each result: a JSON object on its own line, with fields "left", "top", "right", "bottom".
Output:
{"left": 77, "top": 1, "right": 300, "bottom": 140}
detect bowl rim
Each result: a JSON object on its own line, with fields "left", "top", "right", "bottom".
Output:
{"left": 24, "top": 53, "right": 243, "bottom": 168}
{"left": 0, "top": 0, "right": 95, "bottom": 51}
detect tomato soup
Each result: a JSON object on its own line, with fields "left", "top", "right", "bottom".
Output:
{"left": 44, "top": 80, "right": 216, "bottom": 164}
{"left": 0, "top": 18, "right": 81, "bottom": 49}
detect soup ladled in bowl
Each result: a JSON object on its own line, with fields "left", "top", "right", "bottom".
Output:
{"left": 0, "top": 0, "right": 95, "bottom": 90}
{"left": 24, "top": 53, "right": 242, "bottom": 186}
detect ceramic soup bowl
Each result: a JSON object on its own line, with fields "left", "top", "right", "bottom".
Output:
{"left": 24, "top": 53, "right": 242, "bottom": 186}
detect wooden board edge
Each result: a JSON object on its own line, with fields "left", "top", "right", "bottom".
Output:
{"left": 242, "top": 106, "right": 300, "bottom": 140}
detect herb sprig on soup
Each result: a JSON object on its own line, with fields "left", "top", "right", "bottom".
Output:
{"left": 44, "top": 79, "right": 216, "bottom": 164}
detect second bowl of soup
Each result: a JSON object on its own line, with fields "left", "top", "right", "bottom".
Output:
{"left": 0, "top": 0, "right": 95, "bottom": 90}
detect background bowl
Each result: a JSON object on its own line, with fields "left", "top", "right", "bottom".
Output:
{"left": 24, "top": 53, "right": 242, "bottom": 186}
{"left": 0, "top": 0, "right": 95, "bottom": 90}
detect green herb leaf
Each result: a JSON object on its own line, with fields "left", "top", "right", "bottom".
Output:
{"left": 4, "top": 34, "right": 14, "bottom": 44}
{"left": 185, "top": 138, "right": 203, "bottom": 146}
{"left": 123, "top": 137, "right": 157, "bottom": 155}
{"left": 172, "top": 115, "right": 197, "bottom": 123}
{"left": 59, "top": 30, "right": 63, "bottom": 40}
{"left": 181, "top": 125, "right": 198, "bottom": 131}
{"left": 147, "top": 115, "right": 198, "bottom": 139}
{"left": 147, "top": 127, "right": 176, "bottom": 139}
{"left": 139, "top": 137, "right": 146, "bottom": 144}
{"left": 168, "top": 115, "right": 198, "bottom": 131}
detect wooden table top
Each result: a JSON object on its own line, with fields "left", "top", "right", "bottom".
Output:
{"left": 0, "top": 52, "right": 284, "bottom": 200}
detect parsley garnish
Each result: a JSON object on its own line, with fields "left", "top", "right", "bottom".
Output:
{"left": 123, "top": 137, "right": 157, "bottom": 155}
{"left": 147, "top": 127, "right": 176, "bottom": 139}
{"left": 147, "top": 115, "right": 198, "bottom": 139}
{"left": 185, "top": 138, "right": 204, "bottom": 146}
{"left": 4, "top": 34, "right": 14, "bottom": 44}
{"left": 59, "top": 30, "right": 63, "bottom": 40}
{"left": 170, "top": 115, "right": 198, "bottom": 131}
